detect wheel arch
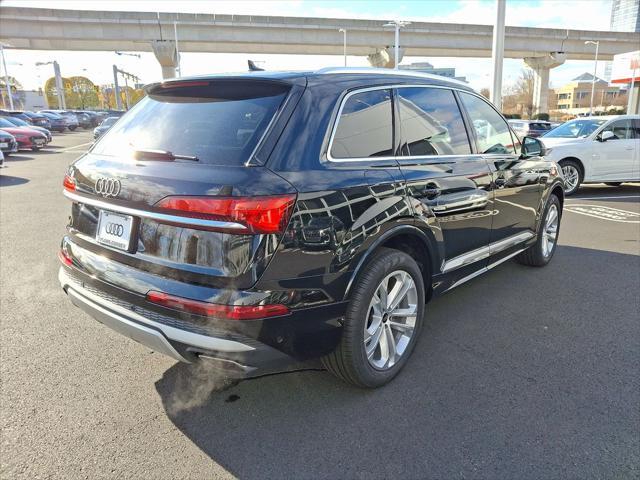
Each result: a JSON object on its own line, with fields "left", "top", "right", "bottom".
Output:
{"left": 343, "top": 225, "right": 438, "bottom": 302}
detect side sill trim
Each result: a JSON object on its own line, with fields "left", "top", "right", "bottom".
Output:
{"left": 445, "top": 248, "right": 526, "bottom": 292}
{"left": 441, "top": 231, "right": 534, "bottom": 273}
{"left": 63, "top": 190, "right": 247, "bottom": 231}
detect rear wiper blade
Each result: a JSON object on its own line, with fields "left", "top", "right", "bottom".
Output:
{"left": 133, "top": 148, "right": 199, "bottom": 162}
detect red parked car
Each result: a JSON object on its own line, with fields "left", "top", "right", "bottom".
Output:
{"left": 0, "top": 117, "right": 47, "bottom": 151}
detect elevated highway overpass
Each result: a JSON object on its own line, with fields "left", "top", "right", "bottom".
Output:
{"left": 1, "top": 6, "right": 638, "bottom": 112}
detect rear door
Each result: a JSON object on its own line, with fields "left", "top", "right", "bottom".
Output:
{"left": 457, "top": 91, "right": 541, "bottom": 247}
{"left": 591, "top": 119, "right": 638, "bottom": 180}
{"left": 394, "top": 86, "right": 494, "bottom": 272}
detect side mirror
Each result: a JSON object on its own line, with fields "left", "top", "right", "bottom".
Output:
{"left": 521, "top": 136, "right": 547, "bottom": 158}
{"left": 598, "top": 130, "right": 615, "bottom": 142}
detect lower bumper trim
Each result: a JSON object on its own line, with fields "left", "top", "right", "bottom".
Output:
{"left": 66, "top": 287, "right": 190, "bottom": 363}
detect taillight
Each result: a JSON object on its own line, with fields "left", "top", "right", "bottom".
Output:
{"left": 146, "top": 291, "right": 290, "bottom": 320}
{"left": 154, "top": 194, "right": 296, "bottom": 234}
{"left": 63, "top": 174, "right": 75, "bottom": 191}
{"left": 58, "top": 249, "right": 72, "bottom": 266}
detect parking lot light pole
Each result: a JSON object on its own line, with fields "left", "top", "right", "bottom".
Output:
{"left": 0, "top": 43, "right": 15, "bottom": 110}
{"left": 383, "top": 21, "right": 410, "bottom": 70}
{"left": 338, "top": 28, "right": 347, "bottom": 67}
{"left": 36, "top": 60, "right": 65, "bottom": 109}
{"left": 490, "top": 0, "right": 506, "bottom": 111}
{"left": 585, "top": 40, "right": 600, "bottom": 116}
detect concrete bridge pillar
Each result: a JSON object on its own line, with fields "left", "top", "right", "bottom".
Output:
{"left": 151, "top": 40, "right": 179, "bottom": 79}
{"left": 524, "top": 52, "right": 566, "bottom": 115}
{"left": 367, "top": 47, "right": 405, "bottom": 69}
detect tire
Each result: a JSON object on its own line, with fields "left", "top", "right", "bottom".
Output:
{"left": 322, "top": 248, "right": 426, "bottom": 388}
{"left": 559, "top": 160, "right": 582, "bottom": 196}
{"left": 605, "top": 182, "right": 622, "bottom": 187}
{"left": 515, "top": 194, "right": 561, "bottom": 267}
{"left": 69, "top": 126, "right": 77, "bottom": 131}
{"left": 31, "top": 147, "right": 41, "bottom": 152}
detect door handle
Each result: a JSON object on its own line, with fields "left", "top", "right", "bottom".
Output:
{"left": 625, "top": 146, "right": 634, "bottom": 150}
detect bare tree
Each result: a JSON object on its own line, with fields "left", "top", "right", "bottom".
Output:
{"left": 480, "top": 88, "right": 490, "bottom": 99}
{"left": 509, "top": 68, "right": 535, "bottom": 118}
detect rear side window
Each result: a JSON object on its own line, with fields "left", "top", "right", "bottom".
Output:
{"left": 330, "top": 89, "right": 393, "bottom": 159}
{"left": 92, "top": 80, "right": 289, "bottom": 166}
{"left": 397, "top": 87, "right": 471, "bottom": 156}
{"left": 459, "top": 92, "right": 516, "bottom": 154}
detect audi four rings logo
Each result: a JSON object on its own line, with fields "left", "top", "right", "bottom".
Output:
{"left": 95, "top": 177, "right": 121, "bottom": 197}
{"left": 105, "top": 222, "right": 125, "bottom": 237}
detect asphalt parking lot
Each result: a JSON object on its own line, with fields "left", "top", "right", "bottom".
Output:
{"left": 1, "top": 131, "right": 638, "bottom": 479}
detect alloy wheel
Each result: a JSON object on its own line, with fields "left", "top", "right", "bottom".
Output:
{"left": 561, "top": 165, "right": 579, "bottom": 193}
{"left": 364, "top": 270, "right": 418, "bottom": 370}
{"left": 541, "top": 204, "right": 559, "bottom": 258}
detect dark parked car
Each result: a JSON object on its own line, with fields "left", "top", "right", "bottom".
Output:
{"left": 59, "top": 69, "right": 565, "bottom": 388}
{"left": 0, "top": 130, "right": 18, "bottom": 157}
{"left": 508, "top": 119, "right": 553, "bottom": 138}
{"left": 21, "top": 111, "right": 52, "bottom": 129}
{"left": 39, "top": 112, "right": 67, "bottom": 132}
{"left": 92, "top": 116, "right": 118, "bottom": 140}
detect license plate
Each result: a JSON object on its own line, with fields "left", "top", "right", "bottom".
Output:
{"left": 34, "top": 139, "right": 45, "bottom": 145}
{"left": 96, "top": 210, "right": 134, "bottom": 251}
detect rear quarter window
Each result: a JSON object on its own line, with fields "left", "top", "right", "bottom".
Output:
{"left": 330, "top": 89, "right": 393, "bottom": 159}
{"left": 91, "top": 80, "right": 289, "bottom": 166}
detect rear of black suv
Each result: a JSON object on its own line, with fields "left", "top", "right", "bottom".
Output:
{"left": 59, "top": 74, "right": 349, "bottom": 377}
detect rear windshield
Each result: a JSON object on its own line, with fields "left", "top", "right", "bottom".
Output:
{"left": 92, "top": 80, "right": 289, "bottom": 166}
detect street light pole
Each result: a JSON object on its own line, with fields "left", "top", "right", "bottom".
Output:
{"left": 383, "top": 21, "right": 410, "bottom": 70}
{"left": 585, "top": 40, "right": 599, "bottom": 116}
{"left": 490, "top": 0, "right": 506, "bottom": 110}
{"left": 0, "top": 44, "right": 15, "bottom": 110}
{"left": 338, "top": 28, "right": 347, "bottom": 67}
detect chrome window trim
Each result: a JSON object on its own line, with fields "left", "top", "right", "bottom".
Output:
{"left": 63, "top": 190, "right": 247, "bottom": 231}
{"left": 441, "top": 231, "right": 534, "bottom": 273}
{"left": 325, "top": 83, "right": 505, "bottom": 163}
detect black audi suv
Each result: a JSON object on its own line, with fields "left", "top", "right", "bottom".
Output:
{"left": 59, "top": 69, "right": 564, "bottom": 387}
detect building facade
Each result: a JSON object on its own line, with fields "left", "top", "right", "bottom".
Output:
{"left": 553, "top": 73, "right": 627, "bottom": 116}
{"left": 605, "top": 0, "right": 640, "bottom": 80}
{"left": 399, "top": 62, "right": 467, "bottom": 83}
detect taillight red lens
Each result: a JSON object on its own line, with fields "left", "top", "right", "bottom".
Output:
{"left": 63, "top": 174, "right": 75, "bottom": 191}
{"left": 146, "top": 291, "right": 290, "bottom": 320}
{"left": 154, "top": 194, "right": 296, "bottom": 234}
{"left": 58, "top": 249, "right": 72, "bottom": 266}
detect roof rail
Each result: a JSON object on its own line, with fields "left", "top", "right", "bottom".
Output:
{"left": 314, "top": 66, "right": 470, "bottom": 87}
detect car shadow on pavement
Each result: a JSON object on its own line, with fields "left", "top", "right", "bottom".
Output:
{"left": 0, "top": 175, "right": 29, "bottom": 187}
{"left": 155, "top": 245, "right": 640, "bottom": 479}
{"left": 573, "top": 183, "right": 640, "bottom": 199}
{"left": 4, "top": 154, "right": 34, "bottom": 162}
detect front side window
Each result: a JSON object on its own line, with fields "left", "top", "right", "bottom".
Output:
{"left": 600, "top": 119, "right": 632, "bottom": 140}
{"left": 397, "top": 87, "right": 471, "bottom": 156}
{"left": 330, "top": 89, "right": 393, "bottom": 159}
{"left": 458, "top": 92, "right": 516, "bottom": 154}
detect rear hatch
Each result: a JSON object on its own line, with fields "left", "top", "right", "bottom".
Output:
{"left": 64, "top": 77, "right": 303, "bottom": 290}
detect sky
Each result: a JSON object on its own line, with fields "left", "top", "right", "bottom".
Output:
{"left": 1, "top": 0, "right": 618, "bottom": 92}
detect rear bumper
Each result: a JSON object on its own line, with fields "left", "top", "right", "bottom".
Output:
{"left": 58, "top": 266, "right": 340, "bottom": 377}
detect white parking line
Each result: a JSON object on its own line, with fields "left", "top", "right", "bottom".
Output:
{"left": 568, "top": 195, "right": 640, "bottom": 201}
{"left": 57, "top": 142, "right": 93, "bottom": 153}
{"left": 564, "top": 204, "right": 640, "bottom": 223}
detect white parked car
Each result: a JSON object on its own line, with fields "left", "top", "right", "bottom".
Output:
{"left": 540, "top": 115, "right": 639, "bottom": 195}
